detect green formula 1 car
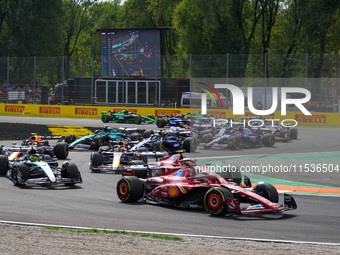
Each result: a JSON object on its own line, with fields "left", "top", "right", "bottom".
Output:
{"left": 101, "top": 110, "right": 155, "bottom": 124}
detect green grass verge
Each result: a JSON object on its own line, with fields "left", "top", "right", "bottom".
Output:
{"left": 44, "top": 226, "right": 184, "bottom": 241}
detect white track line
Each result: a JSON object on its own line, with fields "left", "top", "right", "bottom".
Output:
{"left": 0, "top": 220, "right": 339, "bottom": 246}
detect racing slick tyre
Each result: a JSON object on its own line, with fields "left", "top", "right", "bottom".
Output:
{"left": 64, "top": 134, "right": 76, "bottom": 144}
{"left": 42, "top": 155, "right": 52, "bottom": 161}
{"left": 54, "top": 142, "right": 69, "bottom": 159}
{"left": 289, "top": 128, "right": 298, "bottom": 139}
{"left": 143, "top": 129, "right": 154, "bottom": 138}
{"left": 253, "top": 183, "right": 279, "bottom": 203}
{"left": 153, "top": 141, "right": 164, "bottom": 152}
{"left": 91, "top": 136, "right": 103, "bottom": 151}
{"left": 220, "top": 166, "right": 242, "bottom": 185}
{"left": 204, "top": 187, "right": 234, "bottom": 216}
{"left": 183, "top": 137, "right": 197, "bottom": 152}
{"left": 0, "top": 155, "right": 9, "bottom": 176}
{"left": 91, "top": 152, "right": 103, "bottom": 168}
{"left": 101, "top": 114, "right": 110, "bottom": 123}
{"left": 117, "top": 176, "right": 144, "bottom": 202}
{"left": 262, "top": 134, "right": 276, "bottom": 147}
{"left": 133, "top": 116, "right": 142, "bottom": 124}
{"left": 11, "top": 163, "right": 29, "bottom": 186}
{"left": 201, "top": 134, "right": 213, "bottom": 144}
{"left": 228, "top": 136, "right": 241, "bottom": 150}
{"left": 130, "top": 132, "right": 142, "bottom": 141}
{"left": 156, "top": 118, "right": 167, "bottom": 128}
{"left": 61, "top": 162, "right": 82, "bottom": 185}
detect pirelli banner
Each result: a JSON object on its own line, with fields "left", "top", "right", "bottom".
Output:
{"left": 0, "top": 103, "right": 339, "bottom": 126}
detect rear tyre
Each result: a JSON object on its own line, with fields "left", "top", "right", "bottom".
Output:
{"left": 143, "top": 129, "right": 154, "bottom": 138}
{"left": 253, "top": 183, "right": 279, "bottom": 203}
{"left": 201, "top": 134, "right": 213, "bottom": 144}
{"left": 91, "top": 136, "right": 103, "bottom": 151}
{"left": 204, "top": 187, "right": 233, "bottom": 216}
{"left": 101, "top": 115, "right": 109, "bottom": 123}
{"left": 117, "top": 176, "right": 144, "bottom": 202}
{"left": 153, "top": 141, "right": 164, "bottom": 152}
{"left": 133, "top": 116, "right": 142, "bottom": 124}
{"left": 228, "top": 136, "right": 241, "bottom": 150}
{"left": 183, "top": 137, "right": 197, "bottom": 152}
{"left": 54, "top": 142, "right": 69, "bottom": 159}
{"left": 156, "top": 118, "right": 166, "bottom": 128}
{"left": 130, "top": 132, "right": 142, "bottom": 141}
{"left": 220, "top": 166, "right": 242, "bottom": 185}
{"left": 64, "top": 134, "right": 76, "bottom": 144}
{"left": 42, "top": 155, "right": 52, "bottom": 161}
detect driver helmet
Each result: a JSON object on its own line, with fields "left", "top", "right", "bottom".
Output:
{"left": 30, "top": 155, "right": 39, "bottom": 162}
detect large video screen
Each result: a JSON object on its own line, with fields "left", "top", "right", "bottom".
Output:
{"left": 100, "top": 29, "right": 161, "bottom": 77}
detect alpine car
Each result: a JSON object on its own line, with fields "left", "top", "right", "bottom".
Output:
{"left": 116, "top": 166, "right": 297, "bottom": 216}
{"left": 0, "top": 153, "right": 82, "bottom": 186}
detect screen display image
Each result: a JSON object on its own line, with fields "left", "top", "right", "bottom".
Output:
{"left": 100, "top": 29, "right": 161, "bottom": 77}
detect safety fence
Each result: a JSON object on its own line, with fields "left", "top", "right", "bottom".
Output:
{"left": 1, "top": 103, "right": 339, "bottom": 126}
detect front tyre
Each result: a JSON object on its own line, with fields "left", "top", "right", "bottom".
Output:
{"left": 253, "top": 183, "right": 279, "bottom": 203}
{"left": 204, "top": 187, "right": 233, "bottom": 216}
{"left": 262, "top": 134, "right": 276, "bottom": 147}
{"left": 0, "top": 155, "right": 9, "bottom": 176}
{"left": 11, "top": 163, "right": 29, "bottom": 186}
{"left": 117, "top": 176, "right": 144, "bottom": 202}
{"left": 183, "top": 137, "right": 197, "bottom": 152}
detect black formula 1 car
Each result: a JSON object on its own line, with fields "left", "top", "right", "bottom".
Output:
{"left": 1, "top": 133, "right": 69, "bottom": 159}
{"left": 200, "top": 125, "right": 275, "bottom": 150}
{"left": 0, "top": 153, "right": 82, "bottom": 186}
{"left": 116, "top": 164, "right": 297, "bottom": 216}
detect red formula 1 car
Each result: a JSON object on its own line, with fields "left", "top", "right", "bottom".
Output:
{"left": 121, "top": 153, "right": 196, "bottom": 179}
{"left": 117, "top": 165, "right": 297, "bottom": 216}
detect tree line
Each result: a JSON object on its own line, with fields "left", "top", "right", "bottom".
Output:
{"left": 0, "top": 0, "right": 339, "bottom": 81}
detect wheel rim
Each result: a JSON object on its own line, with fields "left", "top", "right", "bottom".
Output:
{"left": 118, "top": 182, "right": 129, "bottom": 197}
{"left": 233, "top": 137, "right": 241, "bottom": 149}
{"left": 207, "top": 193, "right": 221, "bottom": 210}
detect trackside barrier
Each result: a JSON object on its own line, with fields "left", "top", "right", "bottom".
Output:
{"left": 0, "top": 103, "right": 340, "bottom": 126}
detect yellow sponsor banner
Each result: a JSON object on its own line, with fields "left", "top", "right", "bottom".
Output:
{"left": 1, "top": 103, "right": 340, "bottom": 126}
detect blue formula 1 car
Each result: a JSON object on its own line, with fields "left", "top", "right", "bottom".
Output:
{"left": 131, "top": 129, "right": 197, "bottom": 153}
{"left": 200, "top": 125, "right": 275, "bottom": 150}
{"left": 156, "top": 113, "right": 191, "bottom": 128}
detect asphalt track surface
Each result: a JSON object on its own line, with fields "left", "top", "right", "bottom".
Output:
{"left": 0, "top": 116, "right": 340, "bottom": 244}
